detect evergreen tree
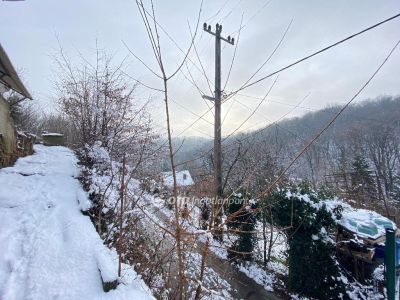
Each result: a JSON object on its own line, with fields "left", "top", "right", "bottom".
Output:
{"left": 227, "top": 190, "right": 257, "bottom": 261}
{"left": 265, "top": 182, "right": 347, "bottom": 299}
{"left": 351, "top": 155, "right": 376, "bottom": 203}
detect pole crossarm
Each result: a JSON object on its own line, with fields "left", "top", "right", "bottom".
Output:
{"left": 203, "top": 23, "right": 235, "bottom": 45}
{"left": 202, "top": 95, "right": 216, "bottom": 101}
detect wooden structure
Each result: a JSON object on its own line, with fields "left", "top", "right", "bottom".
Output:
{"left": 42, "top": 133, "right": 64, "bottom": 146}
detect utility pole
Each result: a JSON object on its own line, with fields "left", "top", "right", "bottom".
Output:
{"left": 203, "top": 22, "right": 234, "bottom": 239}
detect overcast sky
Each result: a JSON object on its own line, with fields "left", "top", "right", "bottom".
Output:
{"left": 1, "top": 0, "right": 399, "bottom": 138}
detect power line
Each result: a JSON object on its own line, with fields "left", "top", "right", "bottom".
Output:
{"left": 219, "top": 38, "right": 400, "bottom": 229}
{"left": 168, "top": 13, "right": 400, "bottom": 169}
{"left": 221, "top": 75, "right": 279, "bottom": 142}
{"left": 232, "top": 94, "right": 336, "bottom": 155}
{"left": 119, "top": 69, "right": 164, "bottom": 92}
{"left": 233, "top": 92, "right": 311, "bottom": 133}
{"left": 221, "top": 94, "right": 236, "bottom": 126}
{"left": 204, "top": 0, "right": 230, "bottom": 23}
{"left": 227, "top": 12, "right": 400, "bottom": 97}
{"left": 217, "top": 0, "right": 242, "bottom": 24}
{"left": 188, "top": 24, "right": 214, "bottom": 97}
{"left": 172, "top": 13, "right": 400, "bottom": 141}
{"left": 219, "top": 92, "right": 312, "bottom": 157}
{"left": 227, "top": 0, "right": 272, "bottom": 36}
{"left": 217, "top": 19, "right": 292, "bottom": 134}
{"left": 222, "top": 13, "right": 244, "bottom": 92}
{"left": 174, "top": 92, "right": 312, "bottom": 169}
{"left": 179, "top": 61, "right": 214, "bottom": 113}
{"left": 234, "top": 18, "right": 293, "bottom": 92}
{"left": 181, "top": 62, "right": 207, "bottom": 96}
{"left": 235, "top": 92, "right": 317, "bottom": 111}
{"left": 180, "top": 38, "right": 400, "bottom": 237}
{"left": 170, "top": 98, "right": 213, "bottom": 126}
{"left": 175, "top": 104, "right": 215, "bottom": 138}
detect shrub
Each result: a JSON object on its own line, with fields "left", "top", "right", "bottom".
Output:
{"left": 227, "top": 190, "right": 257, "bottom": 261}
{"left": 265, "top": 182, "right": 347, "bottom": 299}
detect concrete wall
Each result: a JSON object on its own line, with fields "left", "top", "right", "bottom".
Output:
{"left": 0, "top": 95, "right": 17, "bottom": 167}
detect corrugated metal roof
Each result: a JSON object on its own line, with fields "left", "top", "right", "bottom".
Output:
{"left": 0, "top": 43, "right": 32, "bottom": 99}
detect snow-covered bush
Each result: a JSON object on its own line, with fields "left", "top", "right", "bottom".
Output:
{"left": 265, "top": 182, "right": 347, "bottom": 299}
{"left": 78, "top": 142, "right": 119, "bottom": 235}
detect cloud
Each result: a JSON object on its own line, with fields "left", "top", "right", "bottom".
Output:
{"left": 1, "top": 0, "right": 399, "bottom": 137}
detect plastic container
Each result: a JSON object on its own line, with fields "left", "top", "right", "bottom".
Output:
{"left": 396, "top": 239, "right": 400, "bottom": 266}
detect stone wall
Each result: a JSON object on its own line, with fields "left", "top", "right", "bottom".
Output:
{"left": 0, "top": 96, "right": 35, "bottom": 168}
{"left": 0, "top": 95, "right": 17, "bottom": 167}
{"left": 17, "top": 131, "right": 35, "bottom": 157}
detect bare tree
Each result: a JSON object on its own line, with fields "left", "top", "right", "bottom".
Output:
{"left": 126, "top": 1, "right": 203, "bottom": 298}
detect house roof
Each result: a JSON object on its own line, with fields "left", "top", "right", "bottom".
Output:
{"left": 0, "top": 43, "right": 32, "bottom": 99}
{"left": 162, "top": 170, "right": 194, "bottom": 188}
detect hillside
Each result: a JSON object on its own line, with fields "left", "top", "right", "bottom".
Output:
{"left": 177, "top": 96, "right": 400, "bottom": 199}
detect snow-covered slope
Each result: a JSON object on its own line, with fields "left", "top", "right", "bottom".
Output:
{"left": 0, "top": 145, "right": 154, "bottom": 300}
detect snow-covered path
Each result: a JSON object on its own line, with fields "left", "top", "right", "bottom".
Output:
{"left": 0, "top": 145, "right": 154, "bottom": 300}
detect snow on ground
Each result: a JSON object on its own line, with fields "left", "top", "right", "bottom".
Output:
{"left": 0, "top": 145, "right": 154, "bottom": 300}
{"left": 238, "top": 262, "right": 274, "bottom": 292}
{"left": 185, "top": 252, "right": 233, "bottom": 300}
{"left": 149, "top": 194, "right": 282, "bottom": 293}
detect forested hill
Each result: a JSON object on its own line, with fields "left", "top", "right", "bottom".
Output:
{"left": 277, "top": 95, "right": 400, "bottom": 138}
{"left": 178, "top": 95, "right": 400, "bottom": 202}
{"left": 249, "top": 95, "right": 400, "bottom": 183}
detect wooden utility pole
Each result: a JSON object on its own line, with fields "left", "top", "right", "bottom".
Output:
{"left": 203, "top": 22, "right": 234, "bottom": 238}
{"left": 203, "top": 22, "right": 234, "bottom": 199}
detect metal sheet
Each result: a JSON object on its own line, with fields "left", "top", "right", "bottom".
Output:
{"left": 0, "top": 43, "right": 32, "bottom": 99}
